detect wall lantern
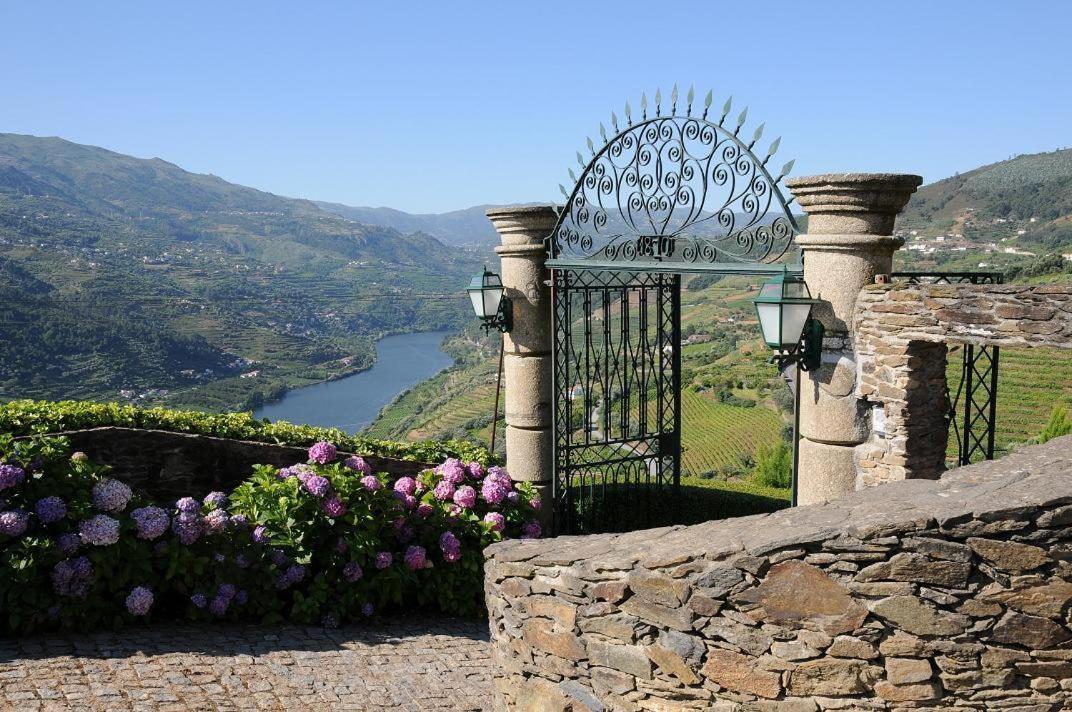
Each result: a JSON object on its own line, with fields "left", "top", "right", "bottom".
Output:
{"left": 753, "top": 268, "right": 824, "bottom": 371}
{"left": 467, "top": 266, "right": 512, "bottom": 334}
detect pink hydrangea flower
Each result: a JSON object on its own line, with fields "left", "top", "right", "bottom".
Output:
{"left": 439, "top": 531, "right": 461, "bottom": 563}
{"left": 393, "top": 477, "right": 417, "bottom": 496}
{"left": 403, "top": 545, "right": 427, "bottom": 571}
{"left": 481, "top": 477, "right": 510, "bottom": 505}
{"left": 344, "top": 456, "right": 371, "bottom": 475}
{"left": 436, "top": 458, "right": 466, "bottom": 486}
{"left": 321, "top": 496, "right": 347, "bottom": 518}
{"left": 343, "top": 561, "right": 363, "bottom": 582}
{"left": 375, "top": 551, "right": 393, "bottom": 569}
{"left": 302, "top": 475, "right": 331, "bottom": 498}
{"left": 465, "top": 461, "right": 485, "bottom": 480}
{"left": 203, "top": 509, "right": 229, "bottom": 535}
{"left": 416, "top": 503, "right": 434, "bottom": 518}
{"left": 361, "top": 475, "right": 381, "bottom": 491}
{"left": 483, "top": 512, "right": 506, "bottom": 532}
{"left": 530, "top": 497, "right": 543, "bottom": 511}
{"left": 522, "top": 521, "right": 542, "bottom": 539}
{"left": 308, "top": 441, "right": 337, "bottom": 465}
{"left": 453, "top": 486, "right": 476, "bottom": 509}
{"left": 433, "top": 479, "right": 455, "bottom": 501}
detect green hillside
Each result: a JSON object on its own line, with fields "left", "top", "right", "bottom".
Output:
{"left": 0, "top": 133, "right": 485, "bottom": 409}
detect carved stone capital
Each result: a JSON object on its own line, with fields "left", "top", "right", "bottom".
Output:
{"left": 787, "top": 173, "right": 922, "bottom": 235}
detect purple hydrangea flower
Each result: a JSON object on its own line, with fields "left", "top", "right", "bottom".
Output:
{"left": 235, "top": 589, "right": 248, "bottom": 605}
{"left": 191, "top": 593, "right": 207, "bottom": 608}
{"left": 176, "top": 497, "right": 200, "bottom": 514}
{"left": 80, "top": 514, "right": 120, "bottom": 545}
{"left": 235, "top": 553, "right": 249, "bottom": 569}
{"left": 360, "top": 475, "right": 381, "bottom": 491}
{"left": 481, "top": 477, "right": 510, "bottom": 505}
{"left": 439, "top": 531, "right": 461, "bottom": 563}
{"left": 171, "top": 512, "right": 203, "bottom": 545}
{"left": 416, "top": 503, "right": 434, "bottom": 518}
{"left": 275, "top": 564, "right": 306, "bottom": 590}
{"left": 394, "top": 492, "right": 416, "bottom": 510}
{"left": 505, "top": 490, "right": 521, "bottom": 505}
{"left": 453, "top": 485, "right": 477, "bottom": 509}
{"left": 217, "top": 583, "right": 236, "bottom": 600}
{"left": 51, "top": 556, "right": 93, "bottom": 598}
{"left": 203, "top": 509, "right": 230, "bottom": 534}
{"left": 522, "top": 520, "right": 542, "bottom": 539}
{"left": 35, "top": 496, "right": 67, "bottom": 524}
{"left": 321, "top": 496, "right": 347, "bottom": 518}
{"left": 344, "top": 456, "right": 371, "bottom": 475}
{"left": 374, "top": 551, "right": 393, "bottom": 569}
{"left": 92, "top": 478, "right": 132, "bottom": 512}
{"left": 0, "top": 464, "right": 25, "bottom": 490}
{"left": 393, "top": 477, "right": 417, "bottom": 496}
{"left": 302, "top": 474, "right": 331, "bottom": 498}
{"left": 57, "top": 532, "right": 81, "bottom": 556}
{"left": 214, "top": 553, "right": 226, "bottom": 563}
{"left": 436, "top": 458, "right": 466, "bottom": 486}
{"left": 271, "top": 549, "right": 288, "bottom": 566}
{"left": 483, "top": 512, "right": 506, "bottom": 532}
{"left": 466, "top": 461, "right": 486, "bottom": 480}
{"left": 203, "top": 491, "right": 227, "bottom": 509}
{"left": 132, "top": 506, "right": 169, "bottom": 540}
{"left": 308, "top": 441, "right": 337, "bottom": 465}
{"left": 361, "top": 602, "right": 374, "bottom": 617}
{"left": 209, "top": 595, "right": 230, "bottom": 616}
{"left": 230, "top": 513, "right": 248, "bottom": 529}
{"left": 125, "top": 586, "right": 154, "bottom": 616}
{"left": 343, "top": 561, "right": 363, "bottom": 582}
{"left": 403, "top": 545, "right": 427, "bottom": 571}
{"left": 252, "top": 525, "right": 269, "bottom": 544}
{"left": 0, "top": 510, "right": 28, "bottom": 536}
{"left": 433, "top": 480, "right": 455, "bottom": 501}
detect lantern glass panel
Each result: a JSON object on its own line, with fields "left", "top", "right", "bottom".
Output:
{"left": 780, "top": 302, "right": 813, "bottom": 348}
{"left": 757, "top": 303, "right": 782, "bottom": 346}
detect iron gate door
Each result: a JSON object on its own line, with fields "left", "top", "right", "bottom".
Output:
{"left": 552, "top": 269, "right": 681, "bottom": 534}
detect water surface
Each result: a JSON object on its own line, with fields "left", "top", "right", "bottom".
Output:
{"left": 253, "top": 331, "right": 453, "bottom": 432}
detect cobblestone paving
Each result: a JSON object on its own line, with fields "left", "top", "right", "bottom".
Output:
{"left": 0, "top": 618, "right": 492, "bottom": 711}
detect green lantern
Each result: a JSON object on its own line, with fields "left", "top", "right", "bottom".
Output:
{"left": 753, "top": 269, "right": 823, "bottom": 371}
{"left": 466, "top": 266, "right": 512, "bottom": 334}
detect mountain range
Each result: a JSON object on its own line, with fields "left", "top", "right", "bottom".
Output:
{"left": 0, "top": 133, "right": 485, "bottom": 409}
{"left": 314, "top": 202, "right": 505, "bottom": 246}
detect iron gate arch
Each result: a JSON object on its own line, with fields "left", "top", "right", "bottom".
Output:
{"left": 546, "top": 88, "right": 803, "bottom": 534}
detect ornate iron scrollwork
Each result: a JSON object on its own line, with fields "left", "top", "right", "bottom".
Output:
{"left": 549, "top": 88, "right": 800, "bottom": 266}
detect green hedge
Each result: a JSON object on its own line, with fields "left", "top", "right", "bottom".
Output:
{"left": 0, "top": 400, "right": 490, "bottom": 464}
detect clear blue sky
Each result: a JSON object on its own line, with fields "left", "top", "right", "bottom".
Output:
{"left": 3, "top": 1, "right": 1070, "bottom": 213}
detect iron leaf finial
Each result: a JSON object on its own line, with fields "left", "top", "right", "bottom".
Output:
{"left": 641, "top": 92, "right": 648, "bottom": 120}
{"left": 624, "top": 101, "right": 632, "bottom": 126}
{"left": 702, "top": 89, "right": 713, "bottom": 119}
{"left": 586, "top": 136, "right": 595, "bottom": 155}
{"left": 559, "top": 183, "right": 569, "bottom": 199}
{"left": 735, "top": 107, "right": 749, "bottom": 135}
{"left": 599, "top": 122, "right": 607, "bottom": 142}
{"left": 685, "top": 85, "right": 694, "bottom": 116}
{"left": 749, "top": 122, "right": 765, "bottom": 148}
{"left": 610, "top": 111, "right": 619, "bottom": 132}
{"left": 655, "top": 88, "right": 662, "bottom": 117}
{"left": 777, "top": 158, "right": 796, "bottom": 181}
{"left": 765, "top": 136, "right": 781, "bottom": 165}
{"left": 720, "top": 96, "right": 733, "bottom": 126}
{"left": 575, "top": 151, "right": 585, "bottom": 168}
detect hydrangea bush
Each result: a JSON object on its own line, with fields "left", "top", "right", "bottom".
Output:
{"left": 0, "top": 433, "right": 540, "bottom": 634}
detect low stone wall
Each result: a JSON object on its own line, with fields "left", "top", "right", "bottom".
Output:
{"left": 22, "top": 427, "right": 431, "bottom": 503}
{"left": 855, "top": 282, "right": 1072, "bottom": 486}
{"left": 485, "top": 435, "right": 1072, "bottom": 710}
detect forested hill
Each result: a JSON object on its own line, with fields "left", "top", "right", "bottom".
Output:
{"left": 897, "top": 148, "right": 1072, "bottom": 255}
{"left": 0, "top": 133, "right": 482, "bottom": 410}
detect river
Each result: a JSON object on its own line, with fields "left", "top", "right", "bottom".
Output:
{"left": 253, "top": 330, "right": 454, "bottom": 432}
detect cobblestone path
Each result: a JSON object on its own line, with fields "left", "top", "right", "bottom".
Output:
{"left": 0, "top": 618, "right": 492, "bottom": 711}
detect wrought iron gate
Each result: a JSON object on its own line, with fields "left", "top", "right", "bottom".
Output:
{"left": 546, "top": 88, "right": 801, "bottom": 533}
{"left": 892, "top": 272, "right": 1003, "bottom": 465}
{"left": 552, "top": 270, "right": 681, "bottom": 534}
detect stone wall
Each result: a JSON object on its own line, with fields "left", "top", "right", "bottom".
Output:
{"left": 485, "top": 435, "right": 1072, "bottom": 710}
{"left": 21, "top": 427, "right": 431, "bottom": 503}
{"left": 855, "top": 282, "right": 1072, "bottom": 486}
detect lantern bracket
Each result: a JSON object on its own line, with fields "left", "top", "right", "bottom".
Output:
{"left": 770, "top": 318, "right": 824, "bottom": 372}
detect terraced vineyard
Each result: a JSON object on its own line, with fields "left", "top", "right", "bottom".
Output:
{"left": 945, "top": 345, "right": 1072, "bottom": 460}
{"left": 679, "top": 389, "right": 783, "bottom": 477}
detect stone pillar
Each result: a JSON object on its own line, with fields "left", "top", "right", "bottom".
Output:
{"left": 785, "top": 174, "right": 922, "bottom": 505}
{"left": 486, "top": 206, "right": 559, "bottom": 526}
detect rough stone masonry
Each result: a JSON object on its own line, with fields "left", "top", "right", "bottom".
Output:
{"left": 484, "top": 434, "right": 1072, "bottom": 710}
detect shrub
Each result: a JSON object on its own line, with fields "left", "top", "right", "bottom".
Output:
{"left": 0, "top": 399, "right": 490, "bottom": 464}
{"left": 0, "top": 434, "right": 539, "bottom": 634}
{"left": 1038, "top": 404, "right": 1072, "bottom": 444}
{"left": 752, "top": 440, "right": 792, "bottom": 489}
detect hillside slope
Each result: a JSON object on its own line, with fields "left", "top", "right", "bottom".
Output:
{"left": 0, "top": 133, "right": 482, "bottom": 408}
{"left": 314, "top": 201, "right": 518, "bottom": 246}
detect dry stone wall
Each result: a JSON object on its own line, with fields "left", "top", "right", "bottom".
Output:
{"left": 485, "top": 435, "right": 1072, "bottom": 710}
{"left": 855, "top": 283, "right": 1072, "bottom": 486}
